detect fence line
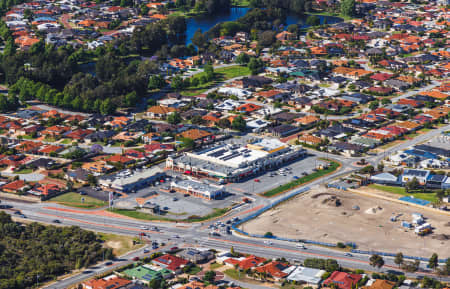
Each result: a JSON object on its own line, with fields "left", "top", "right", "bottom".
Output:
{"left": 232, "top": 186, "right": 446, "bottom": 263}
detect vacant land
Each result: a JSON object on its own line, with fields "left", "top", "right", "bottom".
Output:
{"left": 98, "top": 233, "right": 144, "bottom": 256}
{"left": 243, "top": 186, "right": 450, "bottom": 257}
{"left": 49, "top": 192, "right": 107, "bottom": 209}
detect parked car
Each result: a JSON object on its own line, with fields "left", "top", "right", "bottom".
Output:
{"left": 52, "top": 219, "right": 61, "bottom": 223}
{"left": 132, "top": 257, "right": 140, "bottom": 261}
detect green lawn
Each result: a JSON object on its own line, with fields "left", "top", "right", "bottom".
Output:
{"left": 181, "top": 65, "right": 251, "bottom": 96}
{"left": 369, "top": 184, "right": 439, "bottom": 203}
{"left": 231, "top": 0, "right": 250, "bottom": 6}
{"left": 49, "top": 192, "right": 107, "bottom": 209}
{"left": 60, "top": 139, "right": 72, "bottom": 144}
{"left": 210, "top": 263, "right": 224, "bottom": 270}
{"left": 108, "top": 207, "right": 230, "bottom": 223}
{"left": 185, "top": 265, "right": 202, "bottom": 275}
{"left": 21, "top": 135, "right": 35, "bottom": 140}
{"left": 14, "top": 168, "right": 33, "bottom": 174}
{"left": 261, "top": 160, "right": 340, "bottom": 197}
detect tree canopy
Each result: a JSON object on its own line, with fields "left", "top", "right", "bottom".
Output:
{"left": 0, "top": 211, "right": 112, "bottom": 289}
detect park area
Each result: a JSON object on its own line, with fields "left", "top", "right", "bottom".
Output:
{"left": 49, "top": 192, "right": 107, "bottom": 209}
{"left": 242, "top": 186, "right": 450, "bottom": 257}
{"left": 181, "top": 65, "right": 251, "bottom": 96}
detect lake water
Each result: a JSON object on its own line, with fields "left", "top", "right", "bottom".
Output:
{"left": 185, "top": 7, "right": 343, "bottom": 44}
{"left": 185, "top": 7, "right": 250, "bottom": 45}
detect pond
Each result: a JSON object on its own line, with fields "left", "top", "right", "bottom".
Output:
{"left": 185, "top": 7, "right": 343, "bottom": 44}
{"left": 185, "top": 7, "right": 250, "bottom": 45}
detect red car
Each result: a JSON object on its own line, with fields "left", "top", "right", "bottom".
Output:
{"left": 132, "top": 257, "right": 140, "bottom": 261}
{"left": 254, "top": 179, "right": 260, "bottom": 182}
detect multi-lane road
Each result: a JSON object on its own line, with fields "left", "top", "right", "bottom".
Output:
{"left": 3, "top": 123, "right": 450, "bottom": 288}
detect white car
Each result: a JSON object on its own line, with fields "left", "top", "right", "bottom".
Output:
{"left": 140, "top": 226, "right": 149, "bottom": 230}
{"left": 264, "top": 240, "right": 273, "bottom": 245}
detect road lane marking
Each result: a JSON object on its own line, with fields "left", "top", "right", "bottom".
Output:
{"left": 38, "top": 212, "right": 162, "bottom": 234}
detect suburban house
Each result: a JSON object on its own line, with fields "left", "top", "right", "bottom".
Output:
{"left": 322, "top": 271, "right": 362, "bottom": 289}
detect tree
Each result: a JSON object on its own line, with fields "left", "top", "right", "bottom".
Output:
{"left": 287, "top": 24, "right": 299, "bottom": 35}
{"left": 444, "top": 258, "right": 450, "bottom": 275}
{"left": 204, "top": 64, "right": 214, "bottom": 81}
{"left": 258, "top": 30, "right": 276, "bottom": 47}
{"left": 232, "top": 115, "right": 246, "bottom": 131}
{"left": 368, "top": 101, "right": 379, "bottom": 110}
{"left": 100, "top": 99, "right": 116, "bottom": 115}
{"left": 236, "top": 53, "right": 250, "bottom": 65}
{"left": 306, "top": 15, "right": 320, "bottom": 26}
{"left": 340, "top": 0, "right": 355, "bottom": 17}
{"left": 369, "top": 254, "right": 384, "bottom": 269}
{"left": 171, "top": 76, "right": 185, "bottom": 90}
{"left": 377, "top": 163, "right": 384, "bottom": 172}
{"left": 218, "top": 118, "right": 231, "bottom": 128}
{"left": 148, "top": 75, "right": 165, "bottom": 90}
{"left": 248, "top": 58, "right": 264, "bottom": 75}
{"left": 264, "top": 232, "right": 273, "bottom": 237}
{"left": 179, "top": 137, "right": 194, "bottom": 149}
{"left": 394, "top": 252, "right": 403, "bottom": 267}
{"left": 191, "top": 28, "right": 206, "bottom": 49}
{"left": 87, "top": 174, "right": 97, "bottom": 186}
{"left": 405, "top": 177, "right": 419, "bottom": 192}
{"left": 167, "top": 112, "right": 182, "bottom": 124}
{"left": 203, "top": 270, "right": 216, "bottom": 282}
{"left": 428, "top": 253, "right": 438, "bottom": 270}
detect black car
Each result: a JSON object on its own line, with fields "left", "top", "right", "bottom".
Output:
{"left": 52, "top": 219, "right": 61, "bottom": 223}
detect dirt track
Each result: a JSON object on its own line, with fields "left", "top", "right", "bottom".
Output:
{"left": 242, "top": 186, "right": 450, "bottom": 258}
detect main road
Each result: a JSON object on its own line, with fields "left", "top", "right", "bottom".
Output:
{"left": 3, "top": 123, "right": 450, "bottom": 288}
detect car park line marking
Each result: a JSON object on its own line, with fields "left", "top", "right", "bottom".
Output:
{"left": 38, "top": 212, "right": 162, "bottom": 234}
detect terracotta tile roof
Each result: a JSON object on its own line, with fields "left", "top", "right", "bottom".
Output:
{"left": 147, "top": 106, "right": 177, "bottom": 115}
{"left": 152, "top": 254, "right": 189, "bottom": 271}
{"left": 362, "top": 279, "right": 396, "bottom": 289}
{"left": 295, "top": 115, "right": 319, "bottom": 125}
{"left": 83, "top": 275, "right": 131, "bottom": 289}
{"left": 254, "top": 261, "right": 289, "bottom": 278}
{"left": 323, "top": 271, "right": 362, "bottom": 289}
{"left": 178, "top": 129, "right": 212, "bottom": 141}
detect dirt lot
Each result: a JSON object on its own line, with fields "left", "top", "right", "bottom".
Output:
{"left": 243, "top": 186, "right": 450, "bottom": 258}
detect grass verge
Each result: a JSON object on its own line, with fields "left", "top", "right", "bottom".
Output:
{"left": 108, "top": 207, "right": 230, "bottom": 223}
{"left": 49, "top": 192, "right": 107, "bottom": 209}
{"left": 369, "top": 184, "right": 439, "bottom": 203}
{"left": 261, "top": 159, "right": 340, "bottom": 197}
{"left": 14, "top": 168, "right": 33, "bottom": 174}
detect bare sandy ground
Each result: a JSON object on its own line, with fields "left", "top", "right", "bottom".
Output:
{"left": 242, "top": 186, "right": 449, "bottom": 258}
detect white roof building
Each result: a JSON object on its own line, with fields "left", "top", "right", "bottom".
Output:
{"left": 285, "top": 266, "right": 325, "bottom": 285}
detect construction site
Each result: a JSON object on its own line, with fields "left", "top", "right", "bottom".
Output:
{"left": 242, "top": 186, "right": 450, "bottom": 258}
